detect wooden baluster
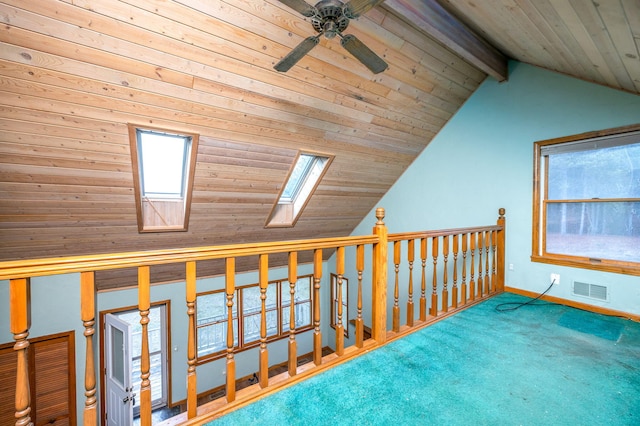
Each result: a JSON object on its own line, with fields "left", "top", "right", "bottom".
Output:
{"left": 138, "top": 266, "right": 152, "bottom": 426}
{"left": 431, "top": 237, "right": 438, "bottom": 317}
{"left": 496, "top": 208, "right": 506, "bottom": 292}
{"left": 476, "top": 232, "right": 484, "bottom": 297}
{"left": 442, "top": 235, "right": 449, "bottom": 313}
{"left": 80, "top": 272, "right": 97, "bottom": 426}
{"left": 288, "top": 252, "right": 298, "bottom": 376}
{"left": 355, "top": 244, "right": 364, "bottom": 348}
{"left": 313, "top": 248, "right": 323, "bottom": 365}
{"left": 335, "top": 246, "right": 345, "bottom": 356}
{"left": 225, "top": 259, "right": 236, "bottom": 402}
{"left": 392, "top": 241, "right": 400, "bottom": 332}
{"left": 419, "top": 238, "right": 427, "bottom": 321}
{"left": 406, "top": 239, "right": 415, "bottom": 327}
{"left": 452, "top": 235, "right": 459, "bottom": 309}
{"left": 10, "top": 277, "right": 31, "bottom": 426}
{"left": 491, "top": 229, "right": 498, "bottom": 294}
{"left": 469, "top": 233, "right": 476, "bottom": 301}
{"left": 258, "top": 254, "right": 269, "bottom": 388}
{"left": 461, "top": 234, "right": 468, "bottom": 305}
{"left": 185, "top": 262, "right": 198, "bottom": 414}
{"left": 484, "top": 231, "right": 491, "bottom": 294}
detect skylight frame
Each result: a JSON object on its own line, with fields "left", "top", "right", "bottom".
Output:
{"left": 129, "top": 124, "right": 199, "bottom": 233}
{"left": 265, "top": 151, "right": 334, "bottom": 228}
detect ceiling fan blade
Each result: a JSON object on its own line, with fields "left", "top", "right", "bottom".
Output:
{"left": 340, "top": 34, "right": 388, "bottom": 74}
{"left": 277, "top": 0, "right": 316, "bottom": 17}
{"left": 274, "top": 36, "right": 320, "bottom": 72}
{"left": 344, "top": 0, "right": 386, "bottom": 18}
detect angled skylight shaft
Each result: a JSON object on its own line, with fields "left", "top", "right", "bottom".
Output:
{"left": 266, "top": 151, "right": 333, "bottom": 228}
{"left": 129, "top": 125, "right": 199, "bottom": 233}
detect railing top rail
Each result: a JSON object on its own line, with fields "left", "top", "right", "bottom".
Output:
{"left": 388, "top": 224, "right": 503, "bottom": 242}
{"left": 0, "top": 234, "right": 380, "bottom": 280}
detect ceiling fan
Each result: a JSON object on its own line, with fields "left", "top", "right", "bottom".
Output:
{"left": 274, "top": 0, "right": 388, "bottom": 74}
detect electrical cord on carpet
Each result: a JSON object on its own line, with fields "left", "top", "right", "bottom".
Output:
{"left": 495, "top": 279, "right": 555, "bottom": 312}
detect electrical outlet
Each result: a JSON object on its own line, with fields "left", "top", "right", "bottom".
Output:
{"left": 550, "top": 273, "right": 560, "bottom": 285}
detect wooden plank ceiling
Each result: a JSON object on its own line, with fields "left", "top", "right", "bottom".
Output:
{"left": 0, "top": 0, "right": 638, "bottom": 289}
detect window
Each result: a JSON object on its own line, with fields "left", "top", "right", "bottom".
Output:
{"left": 532, "top": 125, "right": 640, "bottom": 275}
{"left": 196, "top": 275, "right": 313, "bottom": 361}
{"left": 330, "top": 273, "right": 349, "bottom": 337}
{"left": 266, "top": 151, "right": 334, "bottom": 227}
{"left": 129, "top": 125, "right": 199, "bottom": 232}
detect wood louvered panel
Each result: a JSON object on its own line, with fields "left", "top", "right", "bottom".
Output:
{"left": 32, "top": 336, "right": 75, "bottom": 426}
{"left": 0, "top": 332, "right": 76, "bottom": 426}
{"left": 0, "top": 345, "right": 18, "bottom": 425}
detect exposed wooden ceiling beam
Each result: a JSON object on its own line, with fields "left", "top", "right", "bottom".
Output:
{"left": 383, "top": 0, "right": 509, "bottom": 82}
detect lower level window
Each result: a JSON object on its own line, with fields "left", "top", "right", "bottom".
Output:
{"left": 196, "top": 275, "right": 313, "bottom": 361}
{"left": 532, "top": 125, "right": 640, "bottom": 275}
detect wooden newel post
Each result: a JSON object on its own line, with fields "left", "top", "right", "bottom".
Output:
{"left": 80, "top": 272, "right": 97, "bottom": 426}
{"left": 496, "top": 208, "right": 506, "bottom": 292}
{"left": 372, "top": 208, "right": 388, "bottom": 343}
{"left": 10, "top": 277, "right": 31, "bottom": 426}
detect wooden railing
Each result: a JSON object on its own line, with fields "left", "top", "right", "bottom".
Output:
{"left": 0, "top": 208, "right": 505, "bottom": 426}
{"left": 386, "top": 209, "right": 506, "bottom": 337}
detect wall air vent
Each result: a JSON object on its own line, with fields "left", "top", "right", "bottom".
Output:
{"left": 573, "top": 281, "right": 608, "bottom": 301}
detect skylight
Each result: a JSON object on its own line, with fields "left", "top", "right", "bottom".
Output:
{"left": 129, "top": 125, "right": 199, "bottom": 233}
{"left": 280, "top": 154, "right": 315, "bottom": 202}
{"left": 138, "top": 130, "right": 189, "bottom": 198}
{"left": 266, "top": 152, "right": 333, "bottom": 228}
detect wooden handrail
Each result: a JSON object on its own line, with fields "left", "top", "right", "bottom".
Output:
{"left": 0, "top": 235, "right": 380, "bottom": 280}
{"left": 388, "top": 224, "right": 503, "bottom": 242}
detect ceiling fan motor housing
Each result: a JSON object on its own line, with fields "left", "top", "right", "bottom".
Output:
{"left": 311, "top": 0, "right": 350, "bottom": 38}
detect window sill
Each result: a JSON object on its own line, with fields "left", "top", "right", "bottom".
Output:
{"left": 531, "top": 254, "right": 640, "bottom": 277}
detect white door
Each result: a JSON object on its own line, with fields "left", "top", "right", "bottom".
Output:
{"left": 105, "top": 313, "right": 135, "bottom": 426}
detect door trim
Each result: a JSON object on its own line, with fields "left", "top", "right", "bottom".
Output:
{"left": 99, "top": 300, "right": 172, "bottom": 424}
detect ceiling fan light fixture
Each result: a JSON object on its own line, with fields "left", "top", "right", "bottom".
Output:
{"left": 274, "top": 0, "right": 388, "bottom": 73}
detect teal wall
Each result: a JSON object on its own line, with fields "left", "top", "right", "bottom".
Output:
{"left": 350, "top": 61, "right": 640, "bottom": 315}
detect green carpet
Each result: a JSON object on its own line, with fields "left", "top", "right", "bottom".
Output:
{"left": 208, "top": 294, "right": 640, "bottom": 425}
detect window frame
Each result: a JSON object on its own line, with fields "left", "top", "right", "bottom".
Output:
{"left": 330, "top": 273, "right": 349, "bottom": 337}
{"left": 195, "top": 274, "right": 314, "bottom": 364}
{"left": 531, "top": 124, "right": 640, "bottom": 276}
{"left": 265, "top": 151, "right": 334, "bottom": 228}
{"left": 128, "top": 124, "right": 199, "bottom": 233}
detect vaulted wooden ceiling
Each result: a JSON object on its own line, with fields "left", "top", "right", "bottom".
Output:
{"left": 1, "top": 0, "right": 638, "bottom": 289}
